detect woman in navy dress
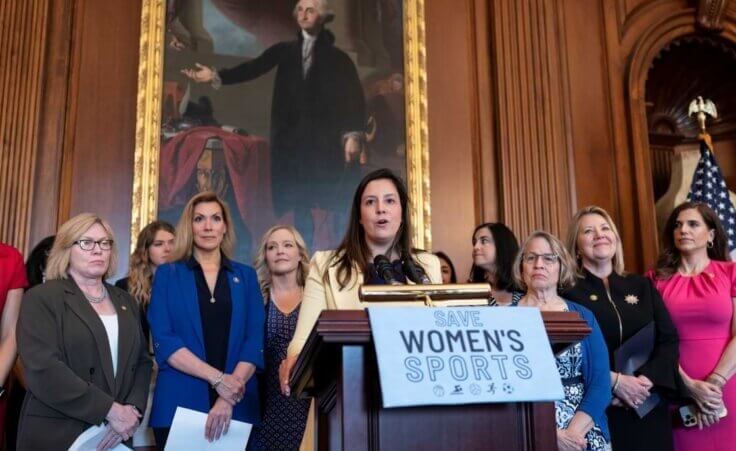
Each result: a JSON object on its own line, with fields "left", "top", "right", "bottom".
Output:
{"left": 252, "top": 225, "right": 311, "bottom": 450}
{"left": 148, "top": 192, "right": 264, "bottom": 450}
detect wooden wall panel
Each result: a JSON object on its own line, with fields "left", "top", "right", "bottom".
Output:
{"left": 426, "top": 0, "right": 481, "bottom": 279}
{"left": 28, "top": 0, "right": 75, "bottom": 250}
{"left": 56, "top": 0, "right": 141, "bottom": 279}
{"left": 562, "top": 0, "right": 618, "bottom": 215}
{"left": 489, "top": 0, "right": 575, "bottom": 240}
{"left": 0, "top": 0, "right": 49, "bottom": 253}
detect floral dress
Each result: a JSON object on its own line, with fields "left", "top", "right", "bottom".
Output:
{"left": 509, "top": 298, "right": 611, "bottom": 451}
{"left": 253, "top": 299, "right": 310, "bottom": 450}
{"left": 556, "top": 341, "right": 611, "bottom": 451}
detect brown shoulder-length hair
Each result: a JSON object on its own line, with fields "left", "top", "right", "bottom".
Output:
{"left": 329, "top": 168, "right": 417, "bottom": 290}
{"left": 171, "top": 192, "right": 236, "bottom": 262}
{"left": 565, "top": 206, "right": 626, "bottom": 276}
{"left": 253, "top": 225, "right": 310, "bottom": 302}
{"left": 512, "top": 230, "right": 577, "bottom": 292}
{"left": 654, "top": 201, "right": 730, "bottom": 279}
{"left": 127, "top": 220, "right": 175, "bottom": 307}
{"left": 45, "top": 213, "right": 118, "bottom": 281}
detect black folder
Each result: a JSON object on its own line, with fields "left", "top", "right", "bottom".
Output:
{"left": 613, "top": 321, "right": 660, "bottom": 418}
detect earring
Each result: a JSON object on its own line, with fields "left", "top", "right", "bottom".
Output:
{"left": 707, "top": 240, "right": 714, "bottom": 249}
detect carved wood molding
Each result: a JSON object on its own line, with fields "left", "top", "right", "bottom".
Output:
{"left": 488, "top": 0, "right": 574, "bottom": 239}
{"left": 697, "top": 0, "right": 730, "bottom": 29}
{"left": 0, "top": 0, "right": 50, "bottom": 252}
{"left": 624, "top": 8, "right": 736, "bottom": 267}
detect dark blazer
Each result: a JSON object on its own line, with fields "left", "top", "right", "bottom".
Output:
{"left": 16, "top": 279, "right": 152, "bottom": 450}
{"left": 219, "top": 28, "right": 366, "bottom": 215}
{"left": 147, "top": 260, "right": 265, "bottom": 427}
{"left": 564, "top": 269, "right": 681, "bottom": 451}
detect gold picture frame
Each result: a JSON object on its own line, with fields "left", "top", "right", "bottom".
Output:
{"left": 131, "top": 0, "right": 430, "bottom": 252}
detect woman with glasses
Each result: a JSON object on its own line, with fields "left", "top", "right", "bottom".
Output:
{"left": 511, "top": 231, "right": 611, "bottom": 451}
{"left": 147, "top": 192, "right": 265, "bottom": 450}
{"left": 16, "top": 213, "right": 152, "bottom": 450}
{"left": 468, "top": 223, "right": 520, "bottom": 305}
{"left": 564, "top": 206, "right": 680, "bottom": 451}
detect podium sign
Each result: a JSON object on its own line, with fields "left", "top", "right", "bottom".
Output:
{"left": 368, "top": 306, "right": 564, "bottom": 408}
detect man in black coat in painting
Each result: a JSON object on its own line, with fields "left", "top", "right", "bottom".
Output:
{"left": 184, "top": 0, "right": 366, "bottom": 247}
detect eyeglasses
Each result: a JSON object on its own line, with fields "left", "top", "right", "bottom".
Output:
{"left": 522, "top": 253, "right": 559, "bottom": 265}
{"left": 73, "top": 239, "right": 113, "bottom": 251}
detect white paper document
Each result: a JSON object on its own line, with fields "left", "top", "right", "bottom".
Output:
{"left": 68, "top": 424, "right": 132, "bottom": 451}
{"left": 164, "top": 407, "right": 253, "bottom": 451}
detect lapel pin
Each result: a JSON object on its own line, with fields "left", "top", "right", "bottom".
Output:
{"left": 624, "top": 294, "right": 640, "bottom": 305}
{"left": 589, "top": 294, "right": 598, "bottom": 301}
{"left": 122, "top": 305, "right": 127, "bottom": 311}
{"left": 233, "top": 276, "right": 240, "bottom": 283}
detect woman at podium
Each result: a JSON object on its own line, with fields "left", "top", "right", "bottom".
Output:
{"left": 511, "top": 231, "right": 611, "bottom": 451}
{"left": 280, "top": 168, "right": 441, "bottom": 393}
{"left": 564, "top": 206, "right": 680, "bottom": 451}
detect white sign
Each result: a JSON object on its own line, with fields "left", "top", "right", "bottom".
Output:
{"left": 368, "top": 307, "right": 564, "bottom": 408}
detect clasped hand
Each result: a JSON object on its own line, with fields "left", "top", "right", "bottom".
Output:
{"left": 215, "top": 373, "right": 246, "bottom": 406}
{"left": 613, "top": 374, "right": 653, "bottom": 409}
{"left": 99, "top": 402, "right": 141, "bottom": 450}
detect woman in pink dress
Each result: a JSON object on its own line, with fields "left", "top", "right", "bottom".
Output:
{"left": 649, "top": 201, "right": 736, "bottom": 450}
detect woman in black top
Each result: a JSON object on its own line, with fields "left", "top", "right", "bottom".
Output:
{"left": 564, "top": 206, "right": 681, "bottom": 451}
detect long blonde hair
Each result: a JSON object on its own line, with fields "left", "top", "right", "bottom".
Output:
{"left": 565, "top": 206, "right": 626, "bottom": 276}
{"left": 46, "top": 213, "right": 118, "bottom": 280}
{"left": 171, "top": 192, "right": 236, "bottom": 262}
{"left": 253, "top": 225, "right": 310, "bottom": 302}
{"left": 127, "top": 220, "right": 175, "bottom": 307}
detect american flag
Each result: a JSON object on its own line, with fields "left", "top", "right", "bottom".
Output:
{"left": 687, "top": 139, "right": 736, "bottom": 258}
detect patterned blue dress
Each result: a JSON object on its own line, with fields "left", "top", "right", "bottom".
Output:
{"left": 252, "top": 299, "right": 310, "bottom": 450}
{"left": 509, "top": 298, "right": 611, "bottom": 450}
{"left": 556, "top": 341, "right": 611, "bottom": 451}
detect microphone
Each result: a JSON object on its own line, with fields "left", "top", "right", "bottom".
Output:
{"left": 373, "top": 255, "right": 402, "bottom": 285}
{"left": 402, "top": 255, "right": 432, "bottom": 285}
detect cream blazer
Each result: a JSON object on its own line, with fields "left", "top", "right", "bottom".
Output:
{"left": 287, "top": 250, "right": 441, "bottom": 357}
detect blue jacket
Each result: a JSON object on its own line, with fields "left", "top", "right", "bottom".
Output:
{"left": 565, "top": 300, "right": 611, "bottom": 440}
{"left": 148, "top": 260, "right": 265, "bottom": 427}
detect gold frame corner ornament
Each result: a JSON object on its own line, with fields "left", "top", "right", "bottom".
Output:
{"left": 131, "top": 0, "right": 430, "bottom": 252}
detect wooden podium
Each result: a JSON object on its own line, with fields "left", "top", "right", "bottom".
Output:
{"left": 290, "top": 310, "right": 591, "bottom": 451}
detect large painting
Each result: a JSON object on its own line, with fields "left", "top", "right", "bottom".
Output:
{"left": 132, "top": 0, "right": 430, "bottom": 262}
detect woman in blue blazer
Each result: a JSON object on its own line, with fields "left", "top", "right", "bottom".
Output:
{"left": 148, "top": 192, "right": 264, "bottom": 450}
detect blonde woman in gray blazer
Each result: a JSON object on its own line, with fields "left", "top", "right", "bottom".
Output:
{"left": 17, "top": 214, "right": 151, "bottom": 450}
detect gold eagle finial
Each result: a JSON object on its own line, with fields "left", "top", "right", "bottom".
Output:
{"left": 688, "top": 96, "right": 718, "bottom": 133}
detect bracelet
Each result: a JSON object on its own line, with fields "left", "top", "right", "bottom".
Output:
{"left": 612, "top": 372, "right": 621, "bottom": 394}
{"left": 711, "top": 371, "right": 728, "bottom": 383}
{"left": 708, "top": 372, "right": 728, "bottom": 388}
{"left": 211, "top": 372, "right": 224, "bottom": 389}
